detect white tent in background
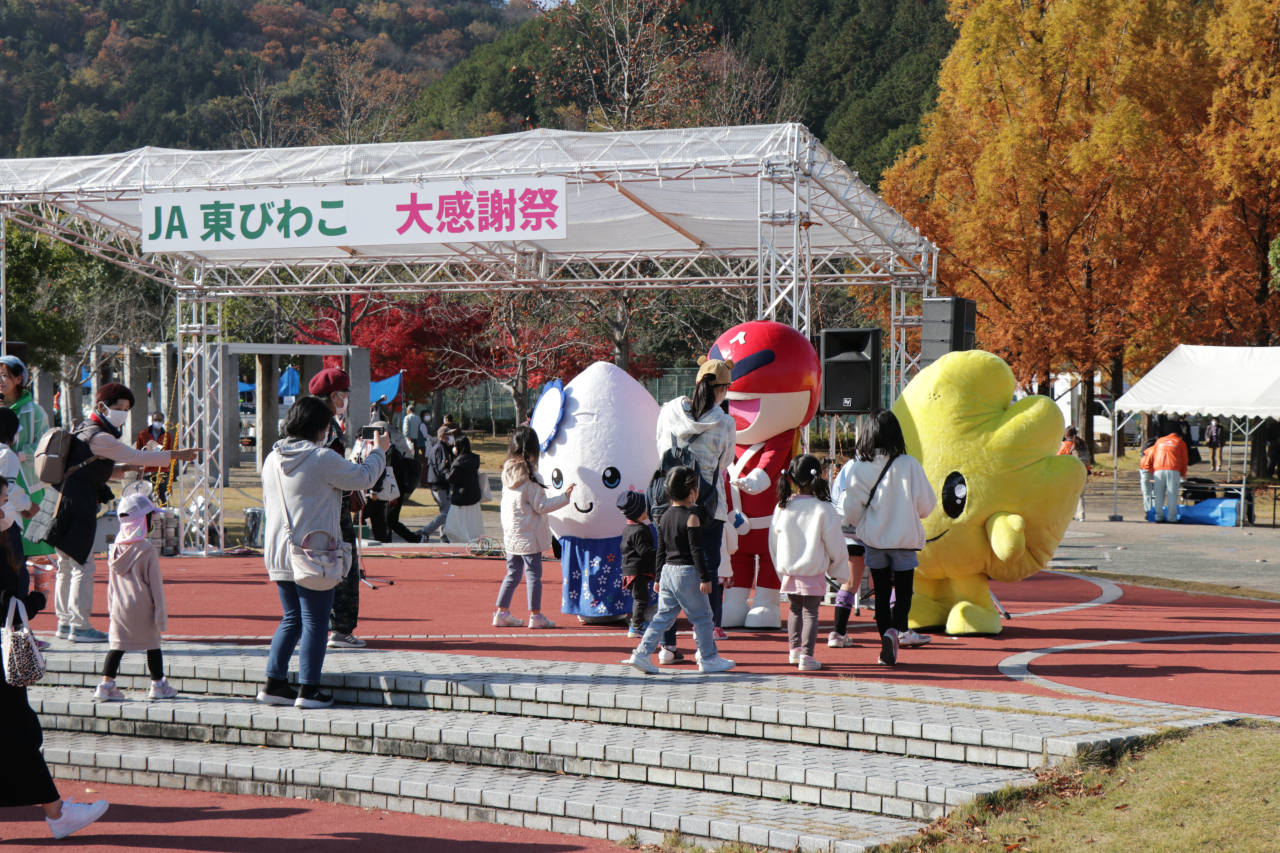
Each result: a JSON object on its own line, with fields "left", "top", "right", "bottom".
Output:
{"left": 1113, "top": 345, "right": 1280, "bottom": 526}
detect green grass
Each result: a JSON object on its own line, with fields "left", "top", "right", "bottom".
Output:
{"left": 871, "top": 722, "right": 1280, "bottom": 853}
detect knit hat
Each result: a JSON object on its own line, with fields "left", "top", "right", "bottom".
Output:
{"left": 616, "top": 490, "right": 647, "bottom": 522}
{"left": 0, "top": 355, "right": 27, "bottom": 384}
{"left": 96, "top": 382, "right": 135, "bottom": 407}
{"left": 695, "top": 356, "right": 734, "bottom": 386}
{"left": 308, "top": 367, "right": 350, "bottom": 395}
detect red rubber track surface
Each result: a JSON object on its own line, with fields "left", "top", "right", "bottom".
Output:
{"left": 27, "top": 554, "right": 1280, "bottom": 715}
{"left": 0, "top": 781, "right": 616, "bottom": 852}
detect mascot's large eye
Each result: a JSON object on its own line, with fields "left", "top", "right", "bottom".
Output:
{"left": 942, "top": 471, "right": 968, "bottom": 519}
{"left": 602, "top": 467, "right": 621, "bottom": 489}
{"left": 551, "top": 468, "right": 564, "bottom": 489}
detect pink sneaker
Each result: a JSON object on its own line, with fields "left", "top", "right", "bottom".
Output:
{"left": 712, "top": 627, "right": 728, "bottom": 640}
{"left": 527, "top": 613, "right": 557, "bottom": 629}
{"left": 492, "top": 611, "right": 524, "bottom": 628}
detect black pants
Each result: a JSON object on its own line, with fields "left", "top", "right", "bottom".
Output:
{"left": 0, "top": 682, "right": 59, "bottom": 807}
{"left": 870, "top": 568, "right": 914, "bottom": 636}
{"left": 365, "top": 501, "right": 390, "bottom": 543}
{"left": 386, "top": 498, "right": 421, "bottom": 543}
{"left": 330, "top": 512, "right": 360, "bottom": 634}
{"left": 628, "top": 577, "right": 677, "bottom": 645}
{"left": 103, "top": 648, "right": 164, "bottom": 680}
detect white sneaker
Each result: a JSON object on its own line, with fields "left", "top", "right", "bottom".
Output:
{"left": 899, "top": 629, "right": 932, "bottom": 648}
{"left": 798, "top": 655, "right": 822, "bottom": 671}
{"left": 46, "top": 799, "right": 109, "bottom": 839}
{"left": 697, "top": 655, "right": 736, "bottom": 674}
{"left": 528, "top": 614, "right": 557, "bottom": 629}
{"left": 492, "top": 611, "right": 524, "bottom": 628}
{"left": 788, "top": 647, "right": 802, "bottom": 664}
{"left": 327, "top": 632, "right": 366, "bottom": 649}
{"left": 629, "top": 652, "right": 659, "bottom": 674}
{"left": 148, "top": 678, "right": 178, "bottom": 700}
{"left": 657, "top": 646, "right": 685, "bottom": 664}
{"left": 94, "top": 682, "right": 127, "bottom": 702}
{"left": 828, "top": 631, "right": 854, "bottom": 648}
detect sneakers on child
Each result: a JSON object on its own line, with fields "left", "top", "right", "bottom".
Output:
{"left": 627, "top": 622, "right": 648, "bottom": 639}
{"left": 657, "top": 645, "right": 685, "bottom": 664}
{"left": 712, "top": 627, "right": 728, "bottom": 641}
{"left": 327, "top": 632, "right": 366, "bottom": 649}
{"left": 257, "top": 678, "right": 298, "bottom": 706}
{"left": 697, "top": 655, "right": 736, "bottom": 673}
{"left": 528, "top": 613, "right": 557, "bottom": 629}
{"left": 879, "top": 628, "right": 899, "bottom": 666}
{"left": 828, "top": 631, "right": 855, "bottom": 648}
{"left": 628, "top": 652, "right": 659, "bottom": 674}
{"left": 798, "top": 655, "right": 822, "bottom": 671}
{"left": 148, "top": 678, "right": 178, "bottom": 700}
{"left": 93, "top": 681, "right": 127, "bottom": 702}
{"left": 788, "top": 647, "right": 803, "bottom": 664}
{"left": 295, "top": 685, "right": 335, "bottom": 709}
{"left": 46, "top": 798, "right": 110, "bottom": 839}
{"left": 899, "top": 629, "right": 932, "bottom": 648}
{"left": 493, "top": 611, "right": 524, "bottom": 628}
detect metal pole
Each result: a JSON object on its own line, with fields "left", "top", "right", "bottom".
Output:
{"left": 1, "top": 211, "right": 6, "bottom": 356}
{"left": 1110, "top": 404, "right": 1121, "bottom": 520}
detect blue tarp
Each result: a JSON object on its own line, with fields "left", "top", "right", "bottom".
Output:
{"left": 1147, "top": 498, "right": 1239, "bottom": 527}
{"left": 279, "top": 366, "right": 300, "bottom": 398}
{"left": 238, "top": 381, "right": 256, "bottom": 393}
{"left": 370, "top": 373, "right": 402, "bottom": 404}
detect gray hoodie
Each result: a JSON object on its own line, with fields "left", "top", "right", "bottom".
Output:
{"left": 261, "top": 438, "right": 386, "bottom": 583}
{"left": 654, "top": 397, "right": 737, "bottom": 521}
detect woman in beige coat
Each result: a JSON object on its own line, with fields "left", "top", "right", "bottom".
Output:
{"left": 495, "top": 426, "right": 573, "bottom": 629}
{"left": 93, "top": 493, "right": 174, "bottom": 701}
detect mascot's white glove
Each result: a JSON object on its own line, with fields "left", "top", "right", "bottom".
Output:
{"left": 730, "top": 469, "right": 770, "bottom": 495}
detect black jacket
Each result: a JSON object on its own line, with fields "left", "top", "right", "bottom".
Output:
{"left": 45, "top": 419, "right": 118, "bottom": 565}
{"left": 447, "top": 451, "right": 482, "bottom": 507}
{"left": 620, "top": 523, "right": 657, "bottom": 578}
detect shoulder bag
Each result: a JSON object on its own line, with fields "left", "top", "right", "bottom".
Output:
{"left": 275, "top": 455, "right": 351, "bottom": 591}
{"left": 3, "top": 597, "right": 47, "bottom": 687}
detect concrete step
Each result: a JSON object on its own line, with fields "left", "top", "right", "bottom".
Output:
{"left": 37, "top": 641, "right": 1236, "bottom": 770}
{"left": 42, "top": 731, "right": 924, "bottom": 852}
{"left": 32, "top": 687, "right": 1033, "bottom": 820}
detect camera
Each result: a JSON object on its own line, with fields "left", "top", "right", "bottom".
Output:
{"left": 360, "top": 426, "right": 384, "bottom": 441}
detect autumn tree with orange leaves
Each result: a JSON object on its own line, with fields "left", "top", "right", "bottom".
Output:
{"left": 882, "top": 0, "right": 1280, "bottom": 448}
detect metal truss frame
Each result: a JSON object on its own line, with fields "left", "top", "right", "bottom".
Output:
{"left": 0, "top": 125, "right": 937, "bottom": 552}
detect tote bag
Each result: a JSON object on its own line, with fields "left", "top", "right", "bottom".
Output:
{"left": 3, "top": 597, "right": 47, "bottom": 687}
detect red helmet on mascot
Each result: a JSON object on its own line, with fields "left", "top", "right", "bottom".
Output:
{"left": 708, "top": 321, "right": 821, "bottom": 442}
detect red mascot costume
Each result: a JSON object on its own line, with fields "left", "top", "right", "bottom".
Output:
{"left": 709, "top": 321, "right": 821, "bottom": 628}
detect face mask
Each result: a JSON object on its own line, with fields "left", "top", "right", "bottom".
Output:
{"left": 336, "top": 395, "right": 349, "bottom": 416}
{"left": 101, "top": 406, "right": 129, "bottom": 428}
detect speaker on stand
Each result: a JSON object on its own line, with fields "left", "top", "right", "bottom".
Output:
{"left": 817, "top": 329, "right": 883, "bottom": 462}
{"left": 921, "top": 297, "right": 977, "bottom": 370}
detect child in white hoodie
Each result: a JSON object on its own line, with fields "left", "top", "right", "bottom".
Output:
{"left": 94, "top": 493, "right": 174, "bottom": 701}
{"left": 838, "top": 410, "right": 937, "bottom": 666}
{"left": 769, "top": 454, "right": 846, "bottom": 671}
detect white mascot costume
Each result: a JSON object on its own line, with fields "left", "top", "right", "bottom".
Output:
{"left": 531, "top": 362, "right": 660, "bottom": 622}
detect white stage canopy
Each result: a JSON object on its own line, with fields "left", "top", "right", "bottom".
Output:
{"left": 1115, "top": 345, "right": 1280, "bottom": 419}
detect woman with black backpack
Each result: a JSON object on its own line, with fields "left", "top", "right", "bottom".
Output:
{"left": 652, "top": 358, "right": 736, "bottom": 658}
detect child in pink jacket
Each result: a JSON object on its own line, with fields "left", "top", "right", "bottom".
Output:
{"left": 94, "top": 493, "right": 174, "bottom": 701}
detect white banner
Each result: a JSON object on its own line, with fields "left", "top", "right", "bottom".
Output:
{"left": 141, "top": 177, "right": 568, "bottom": 252}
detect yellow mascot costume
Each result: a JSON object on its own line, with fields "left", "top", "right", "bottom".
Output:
{"left": 894, "top": 351, "right": 1086, "bottom": 635}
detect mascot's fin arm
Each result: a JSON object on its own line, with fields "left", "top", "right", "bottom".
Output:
{"left": 985, "top": 512, "right": 1026, "bottom": 564}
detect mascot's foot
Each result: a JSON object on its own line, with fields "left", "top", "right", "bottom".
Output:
{"left": 945, "top": 600, "right": 1003, "bottom": 635}
{"left": 907, "top": 593, "right": 951, "bottom": 631}
{"left": 721, "top": 587, "right": 751, "bottom": 628}
{"left": 744, "top": 588, "right": 782, "bottom": 630}
{"left": 576, "top": 614, "right": 629, "bottom": 625}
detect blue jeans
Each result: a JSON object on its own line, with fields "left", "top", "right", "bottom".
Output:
{"left": 863, "top": 547, "right": 919, "bottom": 571}
{"left": 636, "top": 564, "right": 719, "bottom": 659}
{"left": 267, "top": 581, "right": 336, "bottom": 686}
{"left": 421, "top": 488, "right": 451, "bottom": 537}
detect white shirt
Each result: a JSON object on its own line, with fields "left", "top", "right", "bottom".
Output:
{"left": 837, "top": 454, "right": 937, "bottom": 551}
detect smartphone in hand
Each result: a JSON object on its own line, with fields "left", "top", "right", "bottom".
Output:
{"left": 360, "top": 426, "right": 384, "bottom": 441}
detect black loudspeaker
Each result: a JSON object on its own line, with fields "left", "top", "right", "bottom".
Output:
{"left": 921, "top": 297, "right": 976, "bottom": 369}
{"left": 819, "top": 329, "right": 882, "bottom": 414}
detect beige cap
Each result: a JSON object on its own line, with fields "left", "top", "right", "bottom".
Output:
{"left": 696, "top": 356, "right": 735, "bottom": 386}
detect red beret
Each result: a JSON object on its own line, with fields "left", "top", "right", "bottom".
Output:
{"left": 96, "top": 382, "right": 135, "bottom": 407}
{"left": 308, "top": 367, "right": 350, "bottom": 395}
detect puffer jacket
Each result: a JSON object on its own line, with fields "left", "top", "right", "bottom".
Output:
{"left": 500, "top": 459, "right": 571, "bottom": 556}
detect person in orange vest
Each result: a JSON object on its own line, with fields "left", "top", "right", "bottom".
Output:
{"left": 1056, "top": 426, "right": 1092, "bottom": 521}
{"left": 135, "top": 412, "right": 175, "bottom": 503}
{"left": 1147, "top": 423, "right": 1189, "bottom": 523}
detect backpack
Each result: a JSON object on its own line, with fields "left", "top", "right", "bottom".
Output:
{"left": 646, "top": 433, "right": 720, "bottom": 523}
{"left": 34, "top": 428, "right": 101, "bottom": 486}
